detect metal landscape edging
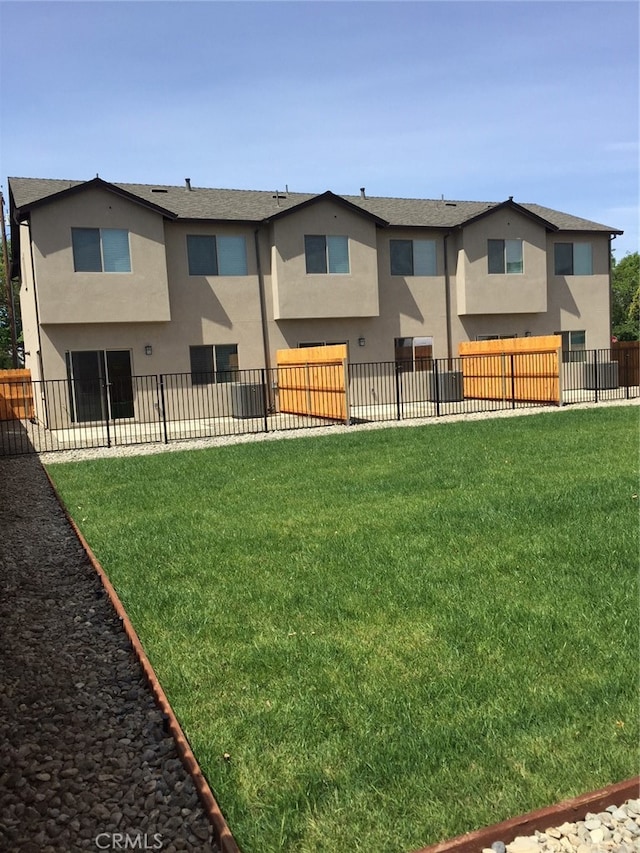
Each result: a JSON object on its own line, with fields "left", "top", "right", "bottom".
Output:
{"left": 411, "top": 775, "right": 640, "bottom": 853}
{"left": 43, "top": 466, "right": 241, "bottom": 853}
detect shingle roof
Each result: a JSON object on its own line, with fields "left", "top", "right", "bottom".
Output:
{"left": 7, "top": 176, "right": 623, "bottom": 234}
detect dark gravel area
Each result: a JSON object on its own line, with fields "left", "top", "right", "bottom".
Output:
{"left": 0, "top": 454, "right": 221, "bottom": 852}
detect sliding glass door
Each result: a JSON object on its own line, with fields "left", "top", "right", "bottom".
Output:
{"left": 66, "top": 350, "right": 134, "bottom": 423}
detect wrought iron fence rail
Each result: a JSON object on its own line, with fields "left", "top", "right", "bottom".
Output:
{"left": 1, "top": 349, "right": 637, "bottom": 457}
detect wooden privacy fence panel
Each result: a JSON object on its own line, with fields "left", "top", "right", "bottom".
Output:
{"left": 0, "top": 369, "right": 34, "bottom": 421}
{"left": 458, "top": 336, "right": 561, "bottom": 404}
{"left": 611, "top": 340, "right": 640, "bottom": 387}
{"left": 276, "top": 345, "right": 348, "bottom": 421}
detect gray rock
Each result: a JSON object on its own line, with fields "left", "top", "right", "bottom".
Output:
{"left": 0, "top": 455, "right": 221, "bottom": 853}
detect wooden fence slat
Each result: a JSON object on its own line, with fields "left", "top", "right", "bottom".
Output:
{"left": 611, "top": 340, "right": 640, "bottom": 386}
{"left": 458, "top": 337, "right": 561, "bottom": 404}
{"left": 276, "top": 345, "right": 348, "bottom": 421}
{"left": 0, "top": 369, "right": 34, "bottom": 421}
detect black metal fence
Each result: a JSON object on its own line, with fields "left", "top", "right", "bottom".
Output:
{"left": 1, "top": 348, "right": 637, "bottom": 457}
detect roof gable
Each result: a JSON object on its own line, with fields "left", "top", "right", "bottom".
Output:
{"left": 10, "top": 176, "right": 177, "bottom": 221}
{"left": 263, "top": 190, "right": 389, "bottom": 226}
{"left": 458, "top": 197, "right": 559, "bottom": 231}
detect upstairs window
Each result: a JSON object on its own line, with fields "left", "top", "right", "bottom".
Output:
{"left": 390, "top": 239, "right": 437, "bottom": 276}
{"left": 488, "top": 239, "right": 523, "bottom": 274}
{"left": 189, "top": 344, "right": 239, "bottom": 385}
{"left": 554, "top": 242, "right": 593, "bottom": 275}
{"left": 304, "top": 235, "right": 349, "bottom": 274}
{"left": 72, "top": 228, "right": 131, "bottom": 272}
{"left": 187, "top": 235, "right": 247, "bottom": 276}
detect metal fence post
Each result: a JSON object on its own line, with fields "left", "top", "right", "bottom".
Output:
{"left": 394, "top": 363, "right": 402, "bottom": 420}
{"left": 159, "top": 375, "right": 169, "bottom": 444}
{"left": 625, "top": 351, "right": 630, "bottom": 400}
{"left": 343, "top": 359, "right": 351, "bottom": 426}
{"left": 434, "top": 358, "right": 441, "bottom": 417}
{"left": 102, "top": 380, "right": 111, "bottom": 448}
{"left": 593, "top": 350, "right": 599, "bottom": 403}
{"left": 261, "top": 368, "right": 269, "bottom": 433}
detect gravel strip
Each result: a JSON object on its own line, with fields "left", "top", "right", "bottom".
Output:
{"left": 0, "top": 454, "right": 220, "bottom": 852}
{"left": 38, "top": 397, "right": 639, "bottom": 466}
{"left": 485, "top": 799, "right": 640, "bottom": 852}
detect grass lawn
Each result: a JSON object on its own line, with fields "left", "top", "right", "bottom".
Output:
{"left": 47, "top": 407, "right": 639, "bottom": 853}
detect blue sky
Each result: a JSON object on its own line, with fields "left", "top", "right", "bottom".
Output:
{"left": 1, "top": 0, "right": 638, "bottom": 256}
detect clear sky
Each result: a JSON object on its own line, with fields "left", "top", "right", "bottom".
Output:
{"left": 1, "top": 0, "right": 638, "bottom": 256}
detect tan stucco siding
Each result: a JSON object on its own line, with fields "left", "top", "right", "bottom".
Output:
{"left": 450, "top": 230, "right": 611, "bottom": 347}
{"left": 163, "top": 221, "right": 266, "bottom": 371}
{"left": 29, "top": 187, "right": 171, "bottom": 324}
{"left": 545, "top": 232, "right": 611, "bottom": 349}
{"left": 17, "top": 191, "right": 615, "bottom": 384}
{"left": 270, "top": 200, "right": 380, "bottom": 319}
{"left": 375, "top": 228, "right": 448, "bottom": 358}
{"left": 456, "top": 209, "right": 547, "bottom": 315}
{"left": 17, "top": 221, "right": 43, "bottom": 380}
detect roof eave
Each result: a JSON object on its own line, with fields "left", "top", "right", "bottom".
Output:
{"left": 263, "top": 190, "right": 389, "bottom": 227}
{"left": 12, "top": 177, "right": 178, "bottom": 221}
{"left": 459, "top": 198, "right": 560, "bottom": 232}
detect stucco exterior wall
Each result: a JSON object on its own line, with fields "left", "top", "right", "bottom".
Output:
{"left": 453, "top": 231, "right": 611, "bottom": 349}
{"left": 163, "top": 220, "right": 265, "bottom": 372}
{"left": 28, "top": 187, "right": 170, "bottom": 324}
{"left": 456, "top": 208, "right": 547, "bottom": 315}
{"left": 18, "top": 221, "right": 43, "bottom": 381}
{"left": 15, "top": 186, "right": 615, "bottom": 388}
{"left": 270, "top": 199, "right": 379, "bottom": 319}
{"left": 546, "top": 232, "right": 611, "bottom": 350}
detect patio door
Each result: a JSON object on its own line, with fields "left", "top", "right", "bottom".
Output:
{"left": 67, "top": 350, "right": 134, "bottom": 422}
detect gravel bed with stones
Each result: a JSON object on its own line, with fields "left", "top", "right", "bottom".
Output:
{"left": 2, "top": 399, "right": 637, "bottom": 853}
{"left": 0, "top": 454, "right": 220, "bottom": 852}
{"left": 485, "top": 799, "right": 640, "bottom": 852}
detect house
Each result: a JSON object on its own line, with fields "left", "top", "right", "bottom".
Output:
{"left": 8, "top": 176, "right": 622, "bottom": 422}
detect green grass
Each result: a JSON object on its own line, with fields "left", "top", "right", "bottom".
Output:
{"left": 47, "top": 407, "right": 639, "bottom": 853}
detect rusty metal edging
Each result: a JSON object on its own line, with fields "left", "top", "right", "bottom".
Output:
{"left": 411, "top": 776, "right": 640, "bottom": 853}
{"left": 43, "top": 466, "right": 241, "bottom": 853}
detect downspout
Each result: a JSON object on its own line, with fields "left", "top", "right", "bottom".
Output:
{"left": 27, "top": 225, "right": 45, "bottom": 382}
{"left": 27, "top": 221, "right": 50, "bottom": 426}
{"left": 443, "top": 231, "right": 453, "bottom": 363}
{"left": 609, "top": 234, "right": 616, "bottom": 343}
{"left": 253, "top": 227, "right": 274, "bottom": 411}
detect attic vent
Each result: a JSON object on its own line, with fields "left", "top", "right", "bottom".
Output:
{"left": 272, "top": 192, "right": 287, "bottom": 199}
{"left": 151, "top": 188, "right": 168, "bottom": 193}
{"left": 445, "top": 202, "right": 457, "bottom": 207}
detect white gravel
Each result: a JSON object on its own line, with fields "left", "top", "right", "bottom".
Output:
{"left": 39, "top": 397, "right": 639, "bottom": 466}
